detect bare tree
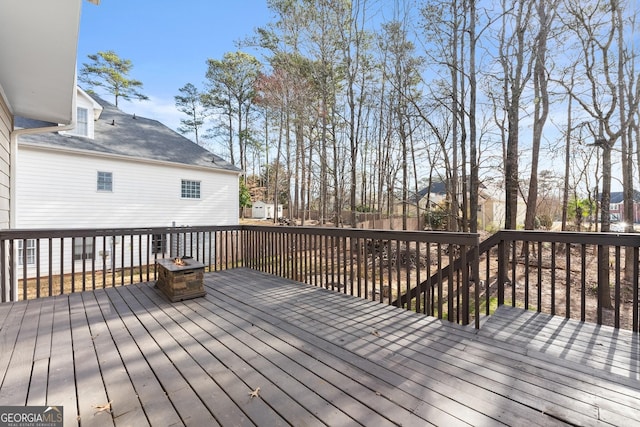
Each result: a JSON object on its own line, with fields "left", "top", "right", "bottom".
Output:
{"left": 524, "top": 0, "right": 558, "bottom": 230}
{"left": 500, "top": 0, "right": 535, "bottom": 230}
{"left": 560, "top": 0, "right": 640, "bottom": 310}
{"left": 615, "top": 0, "right": 640, "bottom": 279}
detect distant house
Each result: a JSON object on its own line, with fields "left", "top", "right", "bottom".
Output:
{"left": 16, "top": 88, "right": 241, "bottom": 229}
{"left": 609, "top": 191, "right": 640, "bottom": 223}
{"left": 413, "top": 180, "right": 527, "bottom": 230}
{"left": 252, "top": 201, "right": 283, "bottom": 219}
{"left": 414, "top": 181, "right": 448, "bottom": 210}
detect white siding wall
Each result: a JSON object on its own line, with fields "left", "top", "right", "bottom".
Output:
{"left": 16, "top": 147, "right": 239, "bottom": 229}
{"left": 0, "top": 96, "right": 11, "bottom": 229}
{"left": 13, "top": 232, "right": 219, "bottom": 278}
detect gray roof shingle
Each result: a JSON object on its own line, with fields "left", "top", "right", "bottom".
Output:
{"left": 17, "top": 93, "right": 240, "bottom": 173}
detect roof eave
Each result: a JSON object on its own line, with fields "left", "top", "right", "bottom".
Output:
{"left": 0, "top": 0, "right": 87, "bottom": 124}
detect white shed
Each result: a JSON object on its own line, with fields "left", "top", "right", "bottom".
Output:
{"left": 252, "top": 201, "right": 283, "bottom": 219}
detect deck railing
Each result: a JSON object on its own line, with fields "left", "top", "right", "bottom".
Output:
{"left": 490, "top": 231, "right": 640, "bottom": 331}
{"left": 0, "top": 226, "right": 241, "bottom": 302}
{"left": 396, "top": 229, "right": 640, "bottom": 331}
{"left": 0, "top": 225, "right": 482, "bottom": 325}
{"left": 242, "top": 225, "right": 480, "bottom": 325}
{"left": 1, "top": 225, "right": 638, "bottom": 331}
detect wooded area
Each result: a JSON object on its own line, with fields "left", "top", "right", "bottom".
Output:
{"left": 174, "top": 0, "right": 639, "bottom": 235}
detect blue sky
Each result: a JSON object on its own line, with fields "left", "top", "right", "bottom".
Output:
{"left": 77, "top": 0, "right": 272, "bottom": 133}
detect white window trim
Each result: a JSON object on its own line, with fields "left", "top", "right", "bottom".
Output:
{"left": 181, "top": 179, "right": 201, "bottom": 199}
{"left": 17, "top": 239, "right": 36, "bottom": 265}
{"left": 97, "top": 171, "right": 113, "bottom": 192}
{"left": 67, "top": 106, "right": 89, "bottom": 137}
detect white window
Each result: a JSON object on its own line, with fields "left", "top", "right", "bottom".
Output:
{"left": 17, "top": 239, "right": 36, "bottom": 265}
{"left": 74, "top": 107, "right": 89, "bottom": 137}
{"left": 73, "top": 239, "right": 94, "bottom": 261}
{"left": 97, "top": 171, "right": 113, "bottom": 192}
{"left": 181, "top": 180, "right": 201, "bottom": 199}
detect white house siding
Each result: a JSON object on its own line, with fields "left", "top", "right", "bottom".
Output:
{"left": 15, "top": 146, "right": 239, "bottom": 277}
{"left": 0, "top": 96, "right": 11, "bottom": 229}
{"left": 16, "top": 146, "right": 239, "bottom": 229}
{"left": 12, "top": 232, "right": 221, "bottom": 281}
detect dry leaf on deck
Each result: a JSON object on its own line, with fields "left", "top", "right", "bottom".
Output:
{"left": 93, "top": 401, "right": 112, "bottom": 414}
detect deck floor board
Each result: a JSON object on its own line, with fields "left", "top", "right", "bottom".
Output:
{"left": 104, "top": 286, "right": 229, "bottom": 427}
{"left": 88, "top": 288, "right": 150, "bottom": 427}
{"left": 213, "top": 274, "right": 525, "bottom": 426}
{"left": 127, "top": 282, "right": 302, "bottom": 427}
{"left": 201, "top": 278, "right": 448, "bottom": 426}
{"left": 0, "top": 303, "right": 28, "bottom": 394}
{"left": 69, "top": 293, "right": 114, "bottom": 427}
{"left": 0, "top": 299, "right": 43, "bottom": 405}
{"left": 134, "top": 285, "right": 349, "bottom": 427}
{"left": 479, "top": 305, "right": 640, "bottom": 374}
{"left": 1, "top": 268, "right": 640, "bottom": 426}
{"left": 216, "top": 275, "right": 596, "bottom": 426}
{"left": 102, "top": 284, "right": 218, "bottom": 427}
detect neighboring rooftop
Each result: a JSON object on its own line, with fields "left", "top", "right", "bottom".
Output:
{"left": 16, "top": 93, "right": 239, "bottom": 173}
{"left": 415, "top": 181, "right": 448, "bottom": 201}
{"left": 609, "top": 191, "right": 640, "bottom": 204}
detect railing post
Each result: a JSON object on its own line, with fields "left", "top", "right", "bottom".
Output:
{"left": 633, "top": 247, "right": 639, "bottom": 332}
{"left": 472, "top": 236, "right": 480, "bottom": 329}
{"left": 497, "top": 235, "right": 506, "bottom": 307}
{"left": 597, "top": 244, "right": 613, "bottom": 325}
{"left": 461, "top": 244, "right": 469, "bottom": 326}
{"left": 0, "top": 238, "right": 6, "bottom": 302}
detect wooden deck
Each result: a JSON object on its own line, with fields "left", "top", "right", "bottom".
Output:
{"left": 1, "top": 268, "right": 639, "bottom": 426}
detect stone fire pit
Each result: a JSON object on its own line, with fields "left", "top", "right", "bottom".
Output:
{"left": 156, "top": 257, "right": 206, "bottom": 302}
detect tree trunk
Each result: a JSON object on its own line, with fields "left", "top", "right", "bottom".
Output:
{"left": 561, "top": 73, "right": 574, "bottom": 231}
{"left": 525, "top": 0, "right": 553, "bottom": 230}
{"left": 468, "top": 0, "right": 478, "bottom": 233}
{"left": 599, "top": 136, "right": 613, "bottom": 310}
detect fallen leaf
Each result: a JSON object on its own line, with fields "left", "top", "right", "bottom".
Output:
{"left": 93, "top": 401, "right": 112, "bottom": 414}
{"left": 371, "top": 330, "right": 380, "bottom": 337}
{"left": 249, "top": 387, "right": 261, "bottom": 399}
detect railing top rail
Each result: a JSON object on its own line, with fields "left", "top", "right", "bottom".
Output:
{"left": 495, "top": 229, "right": 640, "bottom": 246}
{"left": 0, "top": 225, "right": 241, "bottom": 239}
{"left": 1, "top": 226, "right": 636, "bottom": 248}
{"left": 242, "top": 225, "right": 480, "bottom": 245}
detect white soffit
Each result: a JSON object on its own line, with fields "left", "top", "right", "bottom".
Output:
{"left": 0, "top": 0, "right": 85, "bottom": 124}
